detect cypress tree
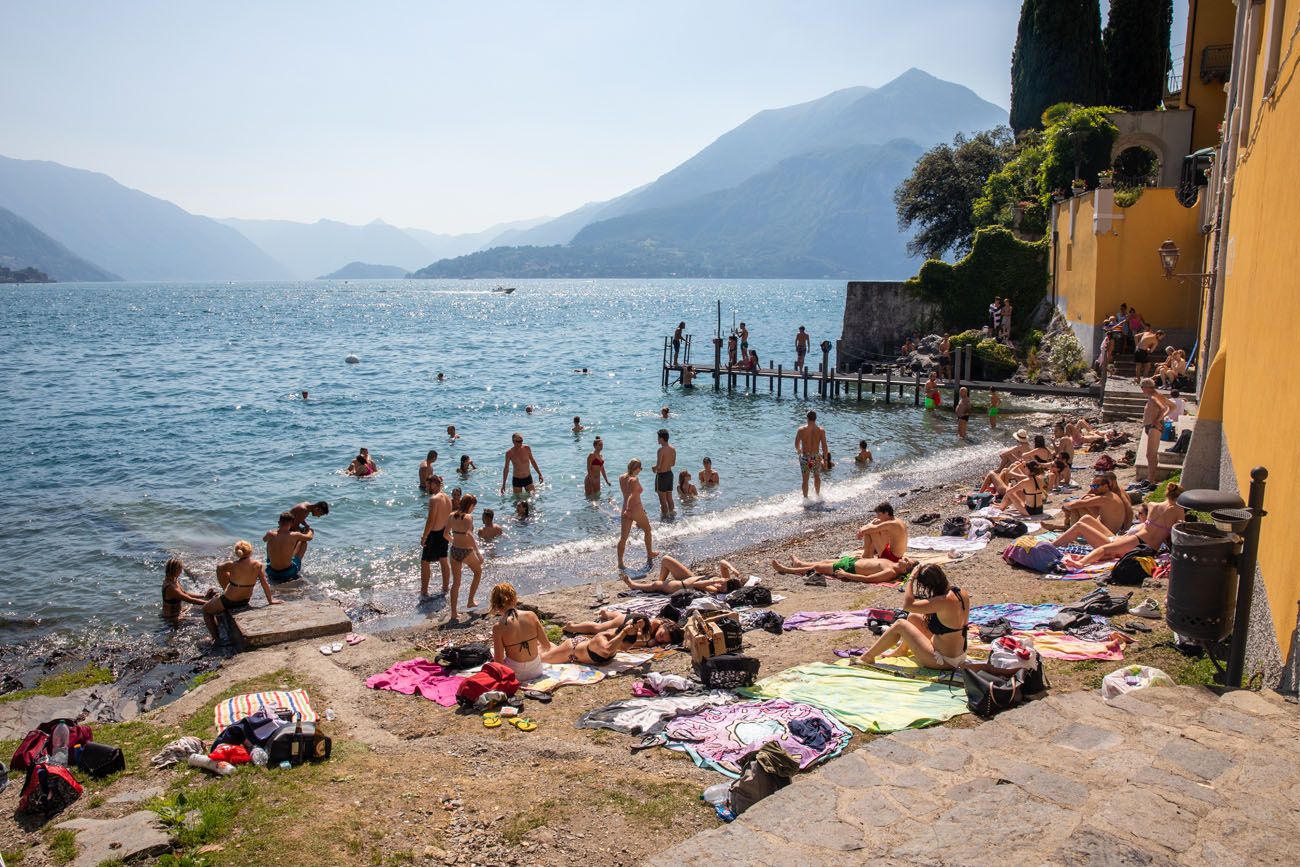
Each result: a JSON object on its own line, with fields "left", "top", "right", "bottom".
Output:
{"left": 1009, "top": 0, "right": 1106, "bottom": 133}
{"left": 1103, "top": 0, "right": 1174, "bottom": 110}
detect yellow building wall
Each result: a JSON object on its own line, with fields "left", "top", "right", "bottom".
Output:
{"left": 1215, "top": 0, "right": 1300, "bottom": 651}
{"left": 1182, "top": 0, "right": 1236, "bottom": 151}
{"left": 1053, "top": 190, "right": 1203, "bottom": 335}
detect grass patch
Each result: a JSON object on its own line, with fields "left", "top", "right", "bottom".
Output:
{"left": 603, "top": 779, "right": 702, "bottom": 826}
{"left": 188, "top": 670, "right": 220, "bottom": 690}
{"left": 151, "top": 777, "right": 255, "bottom": 849}
{"left": 543, "top": 623, "right": 565, "bottom": 644}
{"left": 0, "top": 664, "right": 115, "bottom": 704}
{"left": 1, "top": 848, "right": 28, "bottom": 866}
{"left": 501, "top": 798, "right": 562, "bottom": 845}
{"left": 1173, "top": 653, "right": 1220, "bottom": 686}
{"left": 1064, "top": 660, "right": 1107, "bottom": 691}
{"left": 48, "top": 829, "right": 77, "bottom": 865}
{"left": 585, "top": 728, "right": 618, "bottom": 745}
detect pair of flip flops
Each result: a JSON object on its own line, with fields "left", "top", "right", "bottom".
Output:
{"left": 319, "top": 633, "right": 367, "bottom": 656}
{"left": 482, "top": 713, "right": 537, "bottom": 731}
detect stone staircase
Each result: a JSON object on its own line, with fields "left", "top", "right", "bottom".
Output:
{"left": 1102, "top": 353, "right": 1147, "bottom": 421}
{"left": 649, "top": 686, "right": 1300, "bottom": 866}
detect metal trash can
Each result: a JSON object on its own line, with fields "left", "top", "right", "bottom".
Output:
{"left": 1166, "top": 522, "right": 1238, "bottom": 642}
{"left": 1211, "top": 508, "right": 1251, "bottom": 535}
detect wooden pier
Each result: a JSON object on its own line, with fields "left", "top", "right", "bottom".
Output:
{"left": 660, "top": 335, "right": 1101, "bottom": 403}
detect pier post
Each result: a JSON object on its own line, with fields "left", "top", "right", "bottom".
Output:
{"left": 802, "top": 367, "right": 809, "bottom": 399}
{"left": 712, "top": 338, "right": 722, "bottom": 391}
{"left": 819, "top": 341, "right": 831, "bottom": 400}
{"left": 662, "top": 337, "right": 669, "bottom": 388}
{"left": 857, "top": 369, "right": 863, "bottom": 400}
{"left": 885, "top": 368, "right": 892, "bottom": 403}
{"left": 952, "top": 347, "right": 962, "bottom": 407}
{"left": 777, "top": 365, "right": 783, "bottom": 397}
{"left": 914, "top": 371, "right": 921, "bottom": 406}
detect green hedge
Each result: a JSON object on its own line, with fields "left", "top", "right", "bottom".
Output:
{"left": 905, "top": 227, "right": 1049, "bottom": 338}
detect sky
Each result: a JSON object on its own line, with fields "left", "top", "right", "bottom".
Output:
{"left": 0, "top": 1, "right": 1185, "bottom": 234}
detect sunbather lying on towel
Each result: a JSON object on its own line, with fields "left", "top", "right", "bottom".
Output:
{"left": 541, "top": 620, "right": 642, "bottom": 667}
{"left": 858, "top": 564, "right": 971, "bottom": 670}
{"left": 770, "top": 554, "right": 916, "bottom": 584}
{"left": 564, "top": 611, "right": 683, "bottom": 647}
{"left": 1060, "top": 483, "right": 1184, "bottom": 569}
{"left": 620, "top": 555, "right": 743, "bottom": 594}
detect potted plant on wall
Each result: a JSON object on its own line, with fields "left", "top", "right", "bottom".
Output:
{"left": 1070, "top": 178, "right": 1088, "bottom": 195}
{"left": 1097, "top": 170, "right": 1114, "bottom": 189}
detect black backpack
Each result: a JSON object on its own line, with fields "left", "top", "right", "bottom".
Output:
{"left": 696, "top": 653, "right": 760, "bottom": 689}
{"left": 726, "top": 586, "right": 772, "bottom": 608}
{"left": 669, "top": 589, "right": 705, "bottom": 609}
{"left": 941, "top": 516, "right": 970, "bottom": 537}
{"left": 436, "top": 642, "right": 492, "bottom": 670}
{"left": 1169, "top": 429, "right": 1192, "bottom": 454}
{"left": 76, "top": 742, "right": 125, "bottom": 779}
{"left": 991, "top": 518, "right": 1028, "bottom": 538}
{"left": 1107, "top": 546, "right": 1158, "bottom": 585}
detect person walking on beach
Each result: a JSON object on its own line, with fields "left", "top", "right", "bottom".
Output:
{"left": 617, "top": 458, "right": 658, "bottom": 569}
{"left": 445, "top": 494, "right": 484, "bottom": 622}
{"left": 263, "top": 512, "right": 314, "bottom": 582}
{"left": 501, "top": 433, "right": 543, "bottom": 495}
{"left": 1139, "top": 378, "right": 1171, "bottom": 488}
{"left": 955, "top": 387, "right": 971, "bottom": 439}
{"left": 652, "top": 428, "right": 676, "bottom": 517}
{"left": 585, "top": 436, "right": 610, "bottom": 497}
{"left": 419, "top": 450, "right": 438, "bottom": 493}
{"left": 420, "top": 475, "right": 452, "bottom": 596}
{"left": 672, "top": 321, "right": 685, "bottom": 366}
{"left": 795, "top": 326, "right": 810, "bottom": 370}
{"left": 795, "top": 410, "right": 829, "bottom": 499}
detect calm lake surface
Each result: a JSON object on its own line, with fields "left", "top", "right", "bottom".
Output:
{"left": 0, "top": 279, "right": 1044, "bottom": 641}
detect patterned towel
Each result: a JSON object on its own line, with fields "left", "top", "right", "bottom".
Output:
{"left": 213, "top": 689, "right": 316, "bottom": 731}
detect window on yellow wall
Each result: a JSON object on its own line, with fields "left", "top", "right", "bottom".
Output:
{"left": 1263, "top": 0, "right": 1289, "bottom": 96}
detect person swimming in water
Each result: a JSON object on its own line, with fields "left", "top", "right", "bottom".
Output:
{"left": 698, "top": 456, "right": 719, "bottom": 485}
{"left": 677, "top": 469, "right": 698, "bottom": 500}
{"left": 458, "top": 454, "right": 476, "bottom": 475}
{"left": 478, "top": 508, "right": 504, "bottom": 542}
{"left": 419, "top": 450, "right": 438, "bottom": 493}
{"left": 572, "top": 415, "right": 585, "bottom": 433}
{"left": 855, "top": 440, "right": 873, "bottom": 464}
{"left": 347, "top": 449, "right": 377, "bottom": 476}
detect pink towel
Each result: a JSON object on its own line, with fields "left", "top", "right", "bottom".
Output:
{"left": 1012, "top": 630, "right": 1132, "bottom": 661}
{"left": 365, "top": 657, "right": 465, "bottom": 707}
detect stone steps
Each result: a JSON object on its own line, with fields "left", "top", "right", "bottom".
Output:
{"left": 648, "top": 685, "right": 1300, "bottom": 866}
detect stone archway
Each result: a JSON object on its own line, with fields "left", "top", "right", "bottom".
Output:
{"left": 1112, "top": 144, "right": 1162, "bottom": 188}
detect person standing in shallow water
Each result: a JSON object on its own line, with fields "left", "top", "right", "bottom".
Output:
{"left": 501, "top": 433, "right": 543, "bottom": 495}
{"left": 585, "top": 436, "right": 610, "bottom": 497}
{"left": 795, "top": 409, "right": 829, "bottom": 499}
{"left": 418, "top": 450, "right": 438, "bottom": 493}
{"left": 988, "top": 387, "right": 1001, "bottom": 429}
{"left": 955, "top": 387, "right": 971, "bottom": 439}
{"left": 617, "top": 458, "right": 658, "bottom": 569}
{"left": 652, "top": 428, "right": 676, "bottom": 517}
{"left": 420, "top": 475, "right": 452, "bottom": 596}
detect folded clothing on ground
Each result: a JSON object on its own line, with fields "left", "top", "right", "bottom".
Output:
{"left": 738, "top": 661, "right": 970, "bottom": 733}
{"left": 213, "top": 689, "right": 316, "bottom": 731}
{"left": 577, "top": 692, "right": 737, "bottom": 735}
{"left": 366, "top": 658, "right": 466, "bottom": 707}
{"left": 652, "top": 698, "right": 852, "bottom": 777}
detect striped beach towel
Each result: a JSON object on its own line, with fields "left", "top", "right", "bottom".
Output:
{"left": 213, "top": 689, "right": 317, "bottom": 731}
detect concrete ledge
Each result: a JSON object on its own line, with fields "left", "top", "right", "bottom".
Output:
{"left": 1136, "top": 414, "right": 1195, "bottom": 481}
{"left": 231, "top": 599, "right": 352, "bottom": 649}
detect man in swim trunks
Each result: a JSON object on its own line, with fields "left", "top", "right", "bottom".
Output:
{"left": 500, "top": 433, "right": 543, "bottom": 495}
{"left": 955, "top": 386, "right": 971, "bottom": 439}
{"left": 672, "top": 321, "right": 685, "bottom": 365}
{"left": 857, "top": 501, "right": 908, "bottom": 560}
{"left": 795, "top": 326, "right": 810, "bottom": 370}
{"left": 653, "top": 428, "right": 676, "bottom": 517}
{"left": 739, "top": 322, "right": 749, "bottom": 355}
{"left": 263, "top": 512, "right": 314, "bottom": 582}
{"left": 1140, "top": 378, "right": 1171, "bottom": 486}
{"left": 420, "top": 475, "right": 452, "bottom": 595}
{"left": 1133, "top": 328, "right": 1161, "bottom": 382}
{"left": 419, "top": 450, "right": 438, "bottom": 493}
{"left": 988, "top": 387, "right": 1001, "bottom": 429}
{"left": 795, "top": 410, "right": 828, "bottom": 498}
{"left": 771, "top": 554, "right": 916, "bottom": 584}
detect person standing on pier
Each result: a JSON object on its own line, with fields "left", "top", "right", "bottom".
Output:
{"left": 672, "top": 321, "right": 685, "bottom": 365}
{"left": 420, "top": 475, "right": 452, "bottom": 596}
{"left": 727, "top": 331, "right": 738, "bottom": 368}
{"left": 795, "top": 326, "right": 810, "bottom": 370}
{"left": 795, "top": 410, "right": 829, "bottom": 500}
{"left": 501, "top": 433, "right": 543, "bottom": 495}
{"left": 739, "top": 322, "right": 749, "bottom": 357}
{"left": 652, "top": 428, "right": 676, "bottom": 517}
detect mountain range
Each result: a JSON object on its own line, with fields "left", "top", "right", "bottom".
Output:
{"left": 0, "top": 68, "right": 1007, "bottom": 282}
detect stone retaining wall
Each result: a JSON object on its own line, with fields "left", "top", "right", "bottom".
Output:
{"left": 836, "top": 281, "right": 941, "bottom": 372}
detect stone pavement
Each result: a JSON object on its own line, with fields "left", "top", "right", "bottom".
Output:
{"left": 649, "top": 686, "right": 1300, "bottom": 866}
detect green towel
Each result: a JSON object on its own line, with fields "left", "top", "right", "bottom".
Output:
{"left": 739, "top": 661, "right": 969, "bottom": 733}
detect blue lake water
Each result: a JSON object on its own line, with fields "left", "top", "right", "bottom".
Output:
{"left": 0, "top": 279, "right": 1051, "bottom": 641}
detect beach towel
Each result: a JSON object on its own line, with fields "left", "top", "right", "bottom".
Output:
{"left": 997, "top": 630, "right": 1132, "bottom": 661}
{"left": 577, "top": 692, "right": 737, "bottom": 735}
{"left": 782, "top": 608, "right": 899, "bottom": 632}
{"left": 654, "top": 699, "right": 851, "bottom": 777}
{"left": 365, "top": 658, "right": 465, "bottom": 707}
{"left": 968, "top": 603, "right": 1067, "bottom": 631}
{"left": 213, "top": 689, "right": 316, "bottom": 731}
{"left": 739, "top": 662, "right": 970, "bottom": 733}
{"left": 906, "top": 536, "right": 990, "bottom": 554}
{"left": 523, "top": 652, "right": 652, "bottom": 694}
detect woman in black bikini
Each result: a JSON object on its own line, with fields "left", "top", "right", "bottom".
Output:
{"left": 161, "top": 557, "right": 211, "bottom": 622}
{"left": 1000, "top": 460, "right": 1048, "bottom": 517}
{"left": 859, "top": 565, "right": 971, "bottom": 670}
{"left": 584, "top": 437, "right": 610, "bottom": 497}
{"left": 490, "top": 582, "right": 550, "bottom": 682}
{"left": 446, "top": 494, "right": 484, "bottom": 623}
{"left": 541, "top": 619, "right": 641, "bottom": 667}
{"left": 201, "top": 541, "right": 278, "bottom": 643}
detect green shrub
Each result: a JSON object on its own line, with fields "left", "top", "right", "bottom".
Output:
{"left": 1026, "top": 328, "right": 1045, "bottom": 350}
{"left": 949, "top": 329, "right": 983, "bottom": 350}
{"left": 1047, "top": 329, "right": 1088, "bottom": 381}
{"left": 975, "top": 339, "right": 1016, "bottom": 365}
{"left": 1114, "top": 186, "right": 1143, "bottom": 207}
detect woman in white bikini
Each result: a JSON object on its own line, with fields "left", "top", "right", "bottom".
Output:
{"left": 1061, "top": 483, "right": 1185, "bottom": 569}
{"left": 617, "top": 459, "right": 658, "bottom": 569}
{"left": 490, "top": 582, "right": 550, "bottom": 682}
{"left": 446, "top": 494, "right": 484, "bottom": 622}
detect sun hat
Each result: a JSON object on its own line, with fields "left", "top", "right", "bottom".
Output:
{"left": 1013, "top": 429, "right": 1029, "bottom": 443}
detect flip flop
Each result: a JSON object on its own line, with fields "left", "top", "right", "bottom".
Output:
{"left": 331, "top": 641, "right": 344, "bottom": 653}
{"left": 508, "top": 716, "right": 538, "bottom": 732}
{"left": 482, "top": 712, "right": 502, "bottom": 728}
{"left": 346, "top": 633, "right": 367, "bottom": 646}
{"left": 319, "top": 645, "right": 333, "bottom": 656}
{"left": 523, "top": 690, "right": 552, "bottom": 702}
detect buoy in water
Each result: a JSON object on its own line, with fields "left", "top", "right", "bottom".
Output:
{"left": 345, "top": 354, "right": 360, "bottom": 365}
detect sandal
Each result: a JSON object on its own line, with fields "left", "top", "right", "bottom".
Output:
{"left": 346, "top": 632, "right": 367, "bottom": 646}
{"left": 508, "top": 716, "right": 538, "bottom": 732}
{"left": 523, "top": 690, "right": 552, "bottom": 703}
{"left": 331, "top": 641, "right": 344, "bottom": 654}
{"left": 319, "top": 645, "right": 333, "bottom": 656}
{"left": 482, "top": 712, "right": 502, "bottom": 728}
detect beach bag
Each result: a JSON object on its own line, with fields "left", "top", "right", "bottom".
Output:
{"left": 1092, "top": 454, "right": 1116, "bottom": 471}
{"left": 1161, "top": 421, "right": 1176, "bottom": 442}
{"left": 669, "top": 589, "right": 705, "bottom": 609}
{"left": 987, "top": 635, "right": 1039, "bottom": 672}
{"left": 1001, "top": 538, "right": 1063, "bottom": 573}
{"left": 10, "top": 720, "right": 94, "bottom": 772}
{"left": 730, "top": 743, "right": 796, "bottom": 816}
{"left": 266, "top": 719, "right": 332, "bottom": 765}
{"left": 17, "top": 763, "right": 82, "bottom": 816}
{"left": 991, "top": 517, "right": 1028, "bottom": 539}
{"left": 941, "top": 516, "right": 970, "bottom": 537}
{"left": 435, "top": 643, "right": 492, "bottom": 670}
{"left": 961, "top": 667, "right": 1032, "bottom": 718}
{"left": 1107, "top": 546, "right": 1158, "bottom": 586}
{"left": 965, "top": 492, "right": 994, "bottom": 510}
{"left": 725, "top": 586, "right": 772, "bottom": 608}
{"left": 697, "top": 653, "right": 760, "bottom": 690}
{"left": 76, "top": 742, "right": 126, "bottom": 778}
{"left": 455, "top": 662, "right": 520, "bottom": 706}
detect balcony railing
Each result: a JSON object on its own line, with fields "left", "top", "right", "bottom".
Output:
{"left": 1200, "top": 44, "right": 1232, "bottom": 84}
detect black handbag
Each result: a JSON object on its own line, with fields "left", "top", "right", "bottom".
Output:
{"left": 991, "top": 518, "right": 1028, "bottom": 538}
{"left": 76, "top": 742, "right": 125, "bottom": 779}
{"left": 266, "top": 720, "right": 331, "bottom": 766}
{"left": 697, "top": 653, "right": 760, "bottom": 689}
{"left": 961, "top": 668, "right": 1027, "bottom": 718}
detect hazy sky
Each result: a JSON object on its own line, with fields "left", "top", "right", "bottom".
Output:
{"left": 0, "top": 1, "right": 1185, "bottom": 234}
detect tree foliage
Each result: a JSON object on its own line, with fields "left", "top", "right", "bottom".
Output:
{"left": 893, "top": 128, "right": 1016, "bottom": 261}
{"left": 973, "top": 134, "right": 1048, "bottom": 238}
{"left": 1010, "top": 0, "right": 1106, "bottom": 133}
{"left": 1103, "top": 0, "right": 1174, "bottom": 111}
{"left": 1039, "top": 104, "right": 1121, "bottom": 192}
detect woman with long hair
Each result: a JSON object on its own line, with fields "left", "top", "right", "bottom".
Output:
{"left": 584, "top": 436, "right": 610, "bottom": 497}
{"left": 617, "top": 458, "right": 658, "bottom": 569}
{"left": 859, "top": 564, "right": 971, "bottom": 669}
{"left": 490, "top": 582, "right": 550, "bottom": 682}
{"left": 1061, "top": 483, "right": 1185, "bottom": 569}
{"left": 446, "top": 494, "right": 484, "bottom": 622}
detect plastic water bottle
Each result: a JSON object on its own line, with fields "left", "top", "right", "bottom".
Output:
{"left": 278, "top": 760, "right": 292, "bottom": 770}
{"left": 701, "top": 782, "right": 731, "bottom": 807}
{"left": 50, "top": 722, "right": 70, "bottom": 767}
{"left": 250, "top": 747, "right": 269, "bottom": 767}
{"left": 186, "top": 754, "right": 235, "bottom": 776}
{"left": 324, "top": 708, "right": 336, "bottom": 721}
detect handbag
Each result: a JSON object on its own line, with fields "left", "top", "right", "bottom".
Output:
{"left": 961, "top": 668, "right": 1026, "bottom": 718}
{"left": 76, "top": 742, "right": 126, "bottom": 778}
